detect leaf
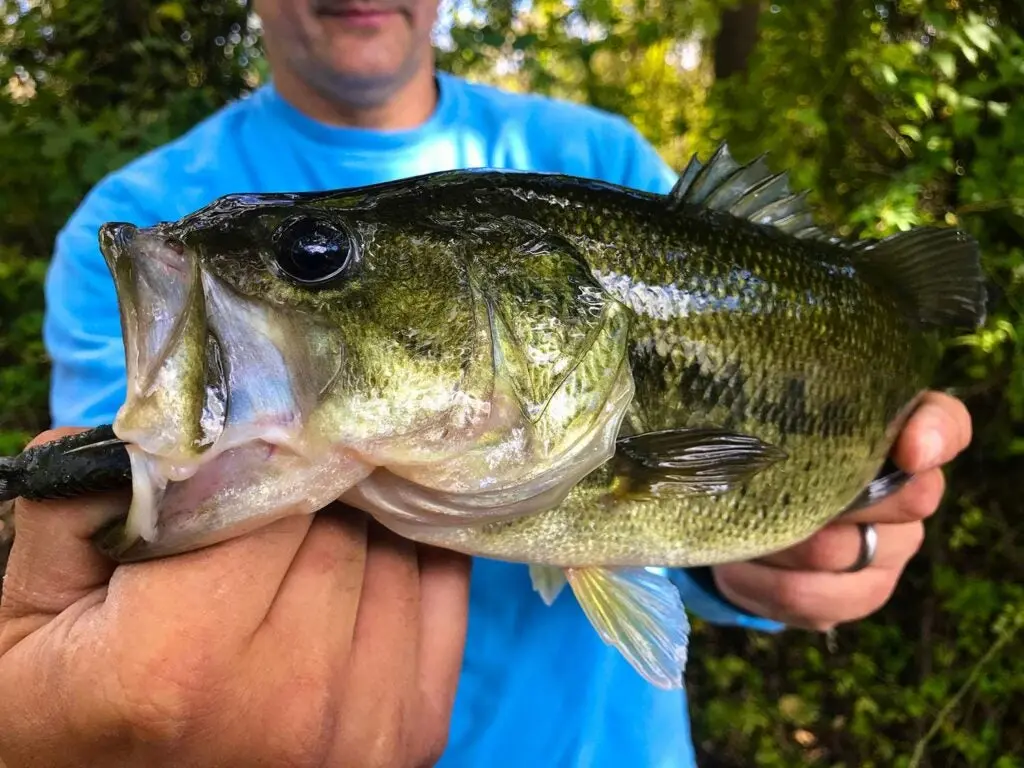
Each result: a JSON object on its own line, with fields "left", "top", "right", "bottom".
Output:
{"left": 899, "top": 124, "right": 922, "bottom": 142}
{"left": 932, "top": 50, "right": 957, "bottom": 80}
{"left": 155, "top": 2, "right": 185, "bottom": 23}
{"left": 913, "top": 91, "right": 934, "bottom": 118}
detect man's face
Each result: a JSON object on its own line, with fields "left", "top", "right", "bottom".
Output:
{"left": 255, "top": 0, "right": 440, "bottom": 106}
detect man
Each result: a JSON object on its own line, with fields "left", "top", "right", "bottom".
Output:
{"left": 0, "top": 1, "right": 971, "bottom": 766}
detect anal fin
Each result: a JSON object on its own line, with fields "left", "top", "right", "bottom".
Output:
{"left": 566, "top": 566, "right": 690, "bottom": 690}
{"left": 612, "top": 426, "right": 786, "bottom": 499}
{"left": 529, "top": 563, "right": 568, "bottom": 606}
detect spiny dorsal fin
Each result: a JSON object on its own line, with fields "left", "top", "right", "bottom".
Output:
{"left": 668, "top": 142, "right": 834, "bottom": 241}
{"left": 845, "top": 227, "right": 988, "bottom": 329}
{"left": 668, "top": 143, "right": 988, "bottom": 330}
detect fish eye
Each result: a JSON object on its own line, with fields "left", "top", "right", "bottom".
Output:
{"left": 270, "top": 215, "right": 357, "bottom": 286}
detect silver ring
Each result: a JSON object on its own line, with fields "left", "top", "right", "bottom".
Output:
{"left": 844, "top": 523, "right": 878, "bottom": 573}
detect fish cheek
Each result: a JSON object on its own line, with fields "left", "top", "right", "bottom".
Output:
{"left": 309, "top": 244, "right": 489, "bottom": 455}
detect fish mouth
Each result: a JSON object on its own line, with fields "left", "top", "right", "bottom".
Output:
{"left": 104, "top": 226, "right": 331, "bottom": 453}
{"left": 100, "top": 222, "right": 226, "bottom": 467}
{"left": 99, "top": 221, "right": 360, "bottom": 549}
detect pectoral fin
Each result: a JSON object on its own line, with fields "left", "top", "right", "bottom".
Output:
{"left": 612, "top": 427, "right": 786, "bottom": 499}
{"left": 566, "top": 566, "right": 690, "bottom": 690}
{"left": 529, "top": 563, "right": 568, "bottom": 606}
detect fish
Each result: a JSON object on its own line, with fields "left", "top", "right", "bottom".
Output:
{"left": 0, "top": 143, "right": 987, "bottom": 689}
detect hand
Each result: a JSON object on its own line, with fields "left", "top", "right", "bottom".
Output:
{"left": 711, "top": 391, "right": 972, "bottom": 631}
{"left": 0, "top": 428, "right": 471, "bottom": 768}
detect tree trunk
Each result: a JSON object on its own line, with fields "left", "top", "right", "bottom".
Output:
{"left": 713, "top": 1, "right": 762, "bottom": 80}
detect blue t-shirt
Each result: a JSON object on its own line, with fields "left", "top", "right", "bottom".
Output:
{"left": 45, "top": 71, "right": 782, "bottom": 767}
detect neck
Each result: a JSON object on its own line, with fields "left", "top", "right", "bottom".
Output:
{"left": 272, "top": 61, "right": 439, "bottom": 130}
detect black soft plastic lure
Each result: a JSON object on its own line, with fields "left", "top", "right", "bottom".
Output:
{"left": 0, "top": 426, "right": 132, "bottom": 502}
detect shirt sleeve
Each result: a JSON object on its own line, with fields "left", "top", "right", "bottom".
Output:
{"left": 606, "top": 120, "right": 786, "bottom": 633}
{"left": 43, "top": 176, "right": 152, "bottom": 428}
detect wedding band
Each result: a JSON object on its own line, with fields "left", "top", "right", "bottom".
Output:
{"left": 844, "top": 523, "right": 878, "bottom": 573}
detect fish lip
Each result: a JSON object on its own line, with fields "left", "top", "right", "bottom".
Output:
{"left": 99, "top": 222, "right": 137, "bottom": 261}
{"left": 104, "top": 226, "right": 224, "bottom": 465}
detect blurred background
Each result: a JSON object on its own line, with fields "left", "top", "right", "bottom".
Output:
{"left": 1, "top": 0, "right": 1021, "bottom": 765}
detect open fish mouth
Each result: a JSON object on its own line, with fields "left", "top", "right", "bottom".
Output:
{"left": 100, "top": 222, "right": 320, "bottom": 470}
{"left": 98, "top": 222, "right": 367, "bottom": 553}
{"left": 101, "top": 223, "right": 224, "bottom": 463}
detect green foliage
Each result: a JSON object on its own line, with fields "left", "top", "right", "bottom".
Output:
{"left": 2, "top": 0, "right": 1022, "bottom": 764}
{"left": 0, "top": 0, "right": 260, "bottom": 449}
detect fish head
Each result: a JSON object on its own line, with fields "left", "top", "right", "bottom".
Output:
{"left": 97, "top": 190, "right": 506, "bottom": 559}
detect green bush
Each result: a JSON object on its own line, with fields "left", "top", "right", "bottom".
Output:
{"left": 0, "top": 0, "right": 257, "bottom": 450}
{"left": 2, "top": 1, "right": 1021, "bottom": 764}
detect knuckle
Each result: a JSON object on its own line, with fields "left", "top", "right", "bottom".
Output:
{"left": 851, "top": 573, "right": 899, "bottom": 621}
{"left": 903, "top": 471, "right": 944, "bottom": 520}
{"left": 345, "top": 704, "right": 407, "bottom": 768}
{"left": 260, "top": 682, "right": 334, "bottom": 767}
{"left": 111, "top": 638, "right": 226, "bottom": 745}
{"left": 361, "top": 731, "right": 406, "bottom": 768}
{"left": 414, "top": 732, "right": 451, "bottom": 768}
{"left": 933, "top": 391, "right": 973, "bottom": 449}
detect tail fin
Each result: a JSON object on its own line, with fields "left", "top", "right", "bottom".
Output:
{"left": 847, "top": 227, "right": 988, "bottom": 329}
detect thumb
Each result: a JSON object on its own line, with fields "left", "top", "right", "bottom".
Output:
{"left": 0, "top": 429, "right": 127, "bottom": 626}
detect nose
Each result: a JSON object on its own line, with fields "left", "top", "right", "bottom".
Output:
{"left": 99, "top": 222, "right": 138, "bottom": 252}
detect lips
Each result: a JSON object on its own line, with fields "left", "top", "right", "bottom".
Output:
{"left": 313, "top": 0, "right": 404, "bottom": 17}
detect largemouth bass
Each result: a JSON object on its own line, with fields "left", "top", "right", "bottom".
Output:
{"left": 0, "top": 144, "right": 987, "bottom": 688}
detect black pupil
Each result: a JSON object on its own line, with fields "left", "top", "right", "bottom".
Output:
{"left": 274, "top": 217, "right": 351, "bottom": 284}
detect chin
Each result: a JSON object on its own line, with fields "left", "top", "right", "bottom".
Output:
{"left": 329, "top": 51, "right": 407, "bottom": 81}
{"left": 301, "top": 45, "right": 424, "bottom": 103}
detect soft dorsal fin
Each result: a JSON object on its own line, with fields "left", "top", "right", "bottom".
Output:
{"left": 845, "top": 227, "right": 988, "bottom": 329}
{"left": 668, "top": 142, "right": 833, "bottom": 241}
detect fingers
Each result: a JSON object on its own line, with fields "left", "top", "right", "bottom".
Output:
{"left": 841, "top": 390, "right": 969, "bottom": 526}
{"left": 758, "top": 521, "right": 924, "bottom": 572}
{"left": 0, "top": 429, "right": 127, "bottom": 623}
{"left": 891, "top": 391, "right": 972, "bottom": 473}
{"left": 106, "top": 512, "right": 315, "bottom": 641}
{"left": 230, "top": 507, "right": 372, "bottom": 766}
{"left": 259, "top": 503, "right": 369, "bottom": 650}
{"left": 415, "top": 545, "right": 470, "bottom": 734}
{"left": 838, "top": 468, "right": 946, "bottom": 525}
{"left": 712, "top": 561, "right": 899, "bottom": 631}
{"left": 332, "top": 520, "right": 423, "bottom": 759}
